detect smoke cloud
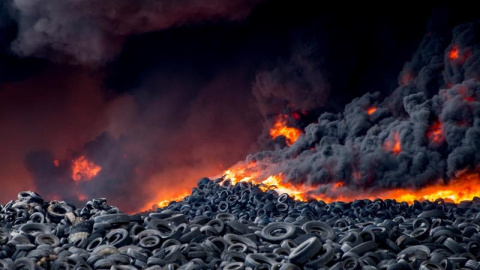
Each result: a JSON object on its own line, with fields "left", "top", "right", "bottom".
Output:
{"left": 2, "top": 2, "right": 480, "bottom": 213}
{"left": 8, "top": 0, "right": 262, "bottom": 64}
{"left": 253, "top": 40, "right": 329, "bottom": 118}
{"left": 19, "top": 68, "right": 262, "bottom": 213}
{"left": 239, "top": 21, "right": 480, "bottom": 196}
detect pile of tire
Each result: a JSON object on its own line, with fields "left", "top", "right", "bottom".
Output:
{"left": 1, "top": 177, "right": 480, "bottom": 269}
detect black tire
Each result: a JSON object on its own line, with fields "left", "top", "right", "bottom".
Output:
{"left": 91, "top": 244, "right": 120, "bottom": 257}
{"left": 105, "top": 228, "right": 131, "bottom": 248}
{"left": 397, "top": 245, "right": 431, "bottom": 260}
{"left": 86, "top": 237, "right": 104, "bottom": 252}
{"left": 147, "top": 219, "right": 180, "bottom": 240}
{"left": 302, "top": 221, "right": 335, "bottom": 241}
{"left": 19, "top": 223, "right": 52, "bottom": 237}
{"left": 93, "top": 214, "right": 129, "bottom": 225}
{"left": 244, "top": 254, "right": 275, "bottom": 268}
{"left": 305, "top": 244, "right": 334, "bottom": 268}
{"left": 223, "top": 262, "right": 246, "bottom": 270}
{"left": 261, "top": 223, "right": 298, "bottom": 243}
{"left": 288, "top": 237, "right": 322, "bottom": 264}
{"left": 35, "top": 233, "right": 60, "bottom": 247}
{"left": 139, "top": 235, "right": 161, "bottom": 250}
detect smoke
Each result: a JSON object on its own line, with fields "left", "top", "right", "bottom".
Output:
{"left": 20, "top": 68, "right": 262, "bottom": 213}
{"left": 7, "top": 0, "right": 262, "bottom": 64}
{"left": 3, "top": 2, "right": 480, "bottom": 212}
{"left": 239, "top": 21, "right": 480, "bottom": 195}
{"left": 253, "top": 40, "right": 329, "bottom": 118}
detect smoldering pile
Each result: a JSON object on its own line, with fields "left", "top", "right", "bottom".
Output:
{"left": 1, "top": 178, "right": 480, "bottom": 270}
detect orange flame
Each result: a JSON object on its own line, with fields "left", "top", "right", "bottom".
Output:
{"left": 151, "top": 160, "right": 480, "bottom": 212}
{"left": 449, "top": 45, "right": 459, "bottom": 60}
{"left": 270, "top": 115, "right": 302, "bottom": 146}
{"left": 222, "top": 163, "right": 480, "bottom": 204}
{"left": 383, "top": 132, "right": 401, "bottom": 155}
{"left": 72, "top": 156, "right": 101, "bottom": 182}
{"left": 427, "top": 121, "right": 444, "bottom": 144}
{"left": 157, "top": 191, "right": 190, "bottom": 208}
{"left": 367, "top": 107, "right": 377, "bottom": 115}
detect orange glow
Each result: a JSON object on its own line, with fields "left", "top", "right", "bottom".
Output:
{"left": 367, "top": 107, "right": 377, "bottom": 115}
{"left": 77, "top": 193, "right": 88, "bottom": 201}
{"left": 384, "top": 132, "right": 401, "bottom": 155}
{"left": 449, "top": 45, "right": 459, "bottom": 60}
{"left": 383, "top": 173, "right": 480, "bottom": 204}
{"left": 157, "top": 192, "right": 190, "bottom": 208}
{"left": 222, "top": 162, "right": 480, "bottom": 204}
{"left": 427, "top": 121, "right": 444, "bottom": 144}
{"left": 223, "top": 164, "right": 315, "bottom": 201}
{"left": 334, "top": 181, "right": 345, "bottom": 188}
{"left": 72, "top": 156, "right": 101, "bottom": 182}
{"left": 152, "top": 160, "right": 480, "bottom": 212}
{"left": 53, "top": 160, "right": 60, "bottom": 167}
{"left": 269, "top": 114, "right": 302, "bottom": 146}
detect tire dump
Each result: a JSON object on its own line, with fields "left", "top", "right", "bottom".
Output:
{"left": 2, "top": 3, "right": 480, "bottom": 270}
{"left": 1, "top": 178, "right": 480, "bottom": 269}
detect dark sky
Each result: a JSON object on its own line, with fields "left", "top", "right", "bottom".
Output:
{"left": 0, "top": 0, "right": 479, "bottom": 212}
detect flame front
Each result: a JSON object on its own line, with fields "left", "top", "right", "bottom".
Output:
{"left": 269, "top": 114, "right": 302, "bottom": 146}
{"left": 72, "top": 156, "right": 102, "bottom": 182}
{"left": 222, "top": 162, "right": 480, "bottom": 204}
{"left": 367, "top": 107, "right": 377, "bottom": 115}
{"left": 152, "top": 163, "right": 480, "bottom": 211}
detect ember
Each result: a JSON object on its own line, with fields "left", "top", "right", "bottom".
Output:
{"left": 449, "top": 44, "right": 459, "bottom": 60}
{"left": 367, "top": 106, "right": 377, "bottom": 115}
{"left": 427, "top": 121, "right": 444, "bottom": 144}
{"left": 383, "top": 132, "right": 401, "bottom": 155}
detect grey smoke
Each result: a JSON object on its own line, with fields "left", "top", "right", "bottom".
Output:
{"left": 8, "top": 0, "right": 263, "bottom": 64}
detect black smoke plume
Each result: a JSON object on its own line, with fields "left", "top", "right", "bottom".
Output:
{"left": 237, "top": 21, "right": 480, "bottom": 196}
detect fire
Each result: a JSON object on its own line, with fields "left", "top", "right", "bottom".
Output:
{"left": 427, "top": 121, "right": 444, "bottom": 144}
{"left": 383, "top": 132, "right": 401, "bottom": 155}
{"left": 53, "top": 160, "right": 60, "bottom": 167}
{"left": 157, "top": 192, "right": 190, "bottom": 208}
{"left": 269, "top": 114, "right": 302, "bottom": 146}
{"left": 72, "top": 156, "right": 102, "bottom": 182}
{"left": 367, "top": 107, "right": 377, "bottom": 115}
{"left": 222, "top": 162, "right": 480, "bottom": 205}
{"left": 152, "top": 161, "right": 480, "bottom": 212}
{"left": 223, "top": 165, "right": 316, "bottom": 201}
{"left": 449, "top": 44, "right": 459, "bottom": 60}
{"left": 383, "top": 173, "right": 480, "bottom": 203}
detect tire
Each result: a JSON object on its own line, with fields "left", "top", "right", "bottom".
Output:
{"left": 261, "top": 223, "right": 298, "bottom": 243}
{"left": 244, "top": 254, "right": 275, "bottom": 268}
{"left": 105, "top": 228, "right": 131, "bottom": 248}
{"left": 139, "top": 235, "right": 161, "bottom": 250}
{"left": 19, "top": 223, "right": 52, "bottom": 237}
{"left": 302, "top": 221, "right": 335, "bottom": 241}
{"left": 288, "top": 237, "right": 322, "bottom": 264}
{"left": 35, "top": 233, "right": 60, "bottom": 247}
{"left": 93, "top": 213, "right": 129, "bottom": 225}
{"left": 305, "top": 244, "right": 334, "bottom": 268}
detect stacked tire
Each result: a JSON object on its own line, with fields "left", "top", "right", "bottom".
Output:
{"left": 1, "top": 180, "right": 480, "bottom": 269}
